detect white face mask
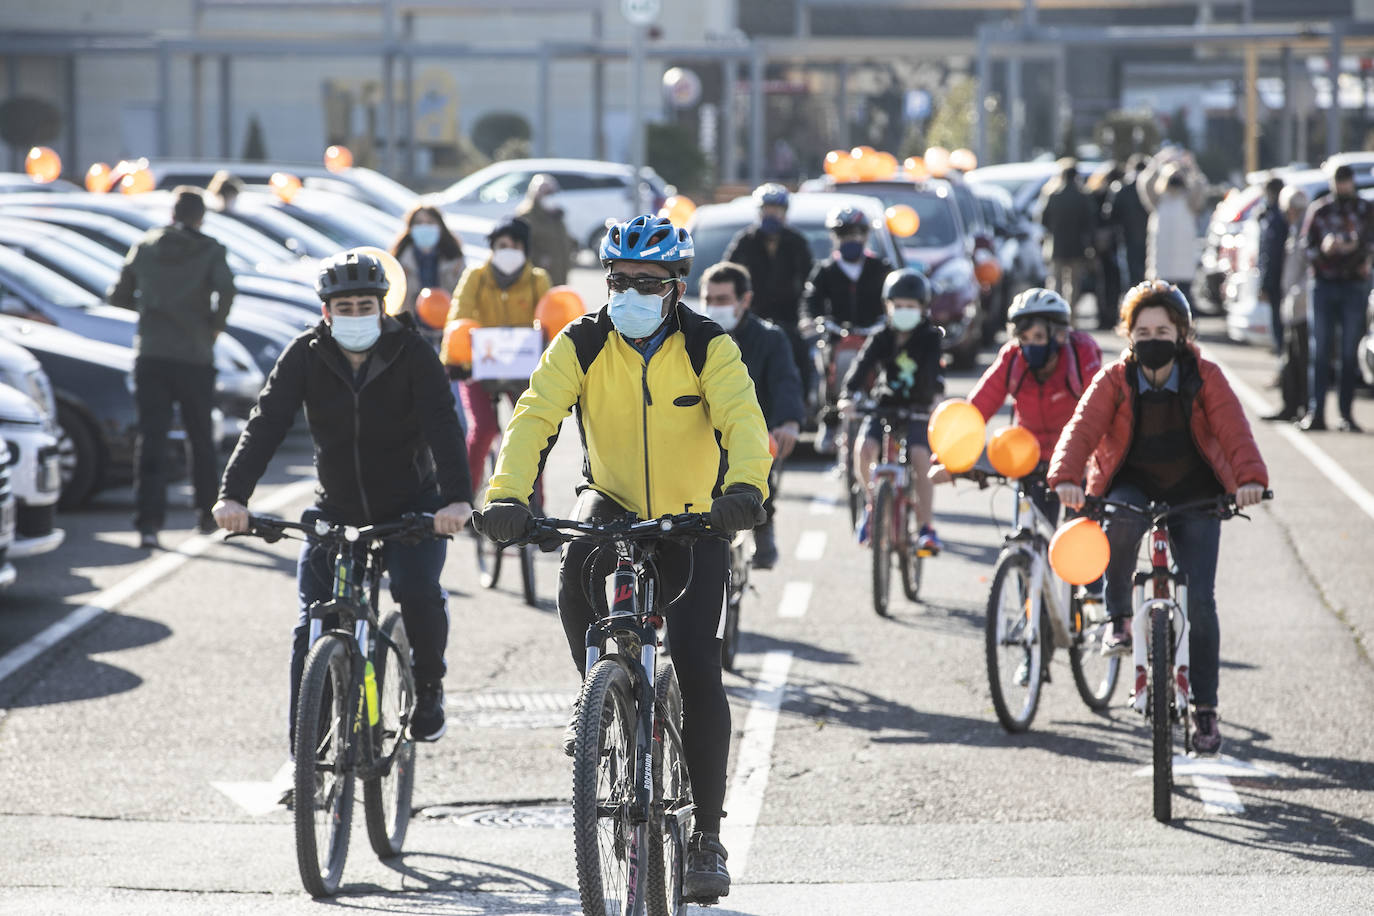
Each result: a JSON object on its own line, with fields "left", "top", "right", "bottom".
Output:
{"left": 890, "top": 308, "right": 923, "bottom": 332}
{"left": 706, "top": 305, "right": 740, "bottom": 332}
{"left": 491, "top": 248, "right": 526, "bottom": 275}
{"left": 329, "top": 313, "right": 381, "bottom": 352}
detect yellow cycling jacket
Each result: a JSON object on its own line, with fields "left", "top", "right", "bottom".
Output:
{"left": 445, "top": 260, "right": 551, "bottom": 334}
{"left": 486, "top": 304, "right": 771, "bottom": 518}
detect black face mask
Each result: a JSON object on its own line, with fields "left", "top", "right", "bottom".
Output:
{"left": 1021, "top": 338, "right": 1060, "bottom": 371}
{"left": 1133, "top": 339, "right": 1177, "bottom": 371}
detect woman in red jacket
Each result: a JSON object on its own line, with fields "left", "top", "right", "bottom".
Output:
{"left": 1048, "top": 281, "right": 1268, "bottom": 755}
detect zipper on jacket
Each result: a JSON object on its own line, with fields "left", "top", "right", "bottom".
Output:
{"left": 641, "top": 361, "right": 653, "bottom": 517}
{"left": 352, "top": 390, "right": 374, "bottom": 523}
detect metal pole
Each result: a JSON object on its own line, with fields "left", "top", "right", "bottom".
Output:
{"left": 592, "top": 9, "right": 605, "bottom": 160}
{"left": 1244, "top": 43, "right": 1259, "bottom": 172}
{"left": 64, "top": 54, "right": 78, "bottom": 174}
{"left": 191, "top": 54, "right": 203, "bottom": 158}
{"left": 4, "top": 57, "right": 16, "bottom": 171}
{"left": 748, "top": 42, "right": 765, "bottom": 187}
{"left": 722, "top": 59, "right": 738, "bottom": 183}
{"left": 383, "top": 52, "right": 396, "bottom": 175}
{"left": 1054, "top": 48, "right": 1067, "bottom": 158}
{"left": 402, "top": 12, "right": 415, "bottom": 181}
{"left": 219, "top": 55, "right": 232, "bottom": 158}
{"left": 537, "top": 49, "right": 552, "bottom": 158}
{"left": 975, "top": 26, "right": 989, "bottom": 166}
{"left": 1007, "top": 56, "right": 1022, "bottom": 162}
{"left": 1327, "top": 24, "right": 1343, "bottom": 158}
{"left": 629, "top": 23, "right": 645, "bottom": 212}
{"left": 837, "top": 60, "right": 849, "bottom": 149}
{"left": 1280, "top": 44, "right": 1293, "bottom": 164}
{"left": 157, "top": 43, "right": 171, "bottom": 157}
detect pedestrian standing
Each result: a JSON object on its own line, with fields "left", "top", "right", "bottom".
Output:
{"left": 1088, "top": 162, "right": 1125, "bottom": 329}
{"left": 1299, "top": 164, "right": 1374, "bottom": 432}
{"left": 392, "top": 202, "right": 465, "bottom": 331}
{"left": 107, "top": 187, "right": 234, "bottom": 548}
{"left": 1138, "top": 151, "right": 1205, "bottom": 304}
{"left": 1111, "top": 154, "right": 1151, "bottom": 287}
{"left": 1255, "top": 176, "right": 1289, "bottom": 354}
{"left": 515, "top": 174, "right": 574, "bottom": 286}
{"left": 206, "top": 170, "right": 243, "bottom": 212}
{"left": 1263, "top": 187, "right": 1311, "bottom": 422}
{"left": 1038, "top": 161, "right": 1096, "bottom": 320}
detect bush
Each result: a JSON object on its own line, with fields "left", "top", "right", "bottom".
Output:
{"left": 241, "top": 115, "right": 268, "bottom": 161}
{"left": 0, "top": 96, "right": 62, "bottom": 151}
{"left": 647, "top": 122, "right": 708, "bottom": 194}
{"left": 471, "top": 111, "right": 532, "bottom": 159}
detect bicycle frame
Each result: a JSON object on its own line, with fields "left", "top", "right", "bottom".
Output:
{"left": 1129, "top": 518, "right": 1190, "bottom": 718}
{"left": 867, "top": 408, "right": 931, "bottom": 557}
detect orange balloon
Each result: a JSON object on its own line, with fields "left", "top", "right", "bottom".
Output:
{"left": 660, "top": 194, "right": 696, "bottom": 228}
{"left": 823, "top": 150, "right": 849, "bottom": 177}
{"left": 535, "top": 286, "right": 586, "bottom": 338}
{"left": 85, "top": 162, "right": 114, "bottom": 193}
{"left": 986, "top": 426, "right": 1041, "bottom": 479}
{"left": 885, "top": 204, "right": 920, "bottom": 238}
{"left": 927, "top": 398, "right": 986, "bottom": 473}
{"left": 974, "top": 256, "right": 1003, "bottom": 288}
{"left": 270, "top": 171, "right": 302, "bottom": 204}
{"left": 324, "top": 145, "right": 353, "bottom": 173}
{"left": 925, "top": 146, "right": 951, "bottom": 178}
{"left": 904, "top": 156, "right": 929, "bottom": 181}
{"left": 120, "top": 168, "right": 155, "bottom": 194}
{"left": 950, "top": 148, "right": 978, "bottom": 172}
{"left": 25, "top": 147, "right": 61, "bottom": 183}
{"left": 415, "top": 287, "right": 451, "bottom": 329}
{"left": 874, "top": 151, "right": 899, "bottom": 180}
{"left": 1049, "top": 517, "right": 1110, "bottom": 585}
{"left": 442, "top": 318, "right": 481, "bottom": 366}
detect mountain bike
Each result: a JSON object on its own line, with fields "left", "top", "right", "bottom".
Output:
{"left": 470, "top": 378, "right": 543, "bottom": 606}
{"left": 1082, "top": 490, "right": 1271, "bottom": 824}
{"left": 232, "top": 512, "right": 441, "bottom": 897}
{"left": 490, "top": 510, "right": 726, "bottom": 915}
{"left": 853, "top": 403, "right": 932, "bottom": 617}
{"left": 813, "top": 318, "right": 883, "bottom": 525}
{"left": 963, "top": 468, "right": 1119, "bottom": 733}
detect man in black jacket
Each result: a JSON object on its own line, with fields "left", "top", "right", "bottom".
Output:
{"left": 108, "top": 187, "right": 235, "bottom": 547}
{"left": 1255, "top": 176, "right": 1289, "bottom": 354}
{"left": 700, "top": 261, "right": 806, "bottom": 568}
{"left": 214, "top": 250, "right": 473, "bottom": 745}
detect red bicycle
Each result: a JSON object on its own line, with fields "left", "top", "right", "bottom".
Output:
{"left": 855, "top": 403, "right": 932, "bottom": 617}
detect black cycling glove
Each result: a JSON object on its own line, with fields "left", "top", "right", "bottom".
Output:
{"left": 475, "top": 500, "right": 531, "bottom": 543}
{"left": 710, "top": 484, "right": 766, "bottom": 533}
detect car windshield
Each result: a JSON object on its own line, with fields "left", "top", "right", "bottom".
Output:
{"left": 0, "top": 246, "right": 100, "bottom": 307}
{"left": 3, "top": 230, "right": 122, "bottom": 295}
{"left": 824, "top": 184, "right": 962, "bottom": 248}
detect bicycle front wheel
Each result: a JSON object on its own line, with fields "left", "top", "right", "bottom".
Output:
{"left": 985, "top": 552, "right": 1045, "bottom": 733}
{"left": 897, "top": 487, "right": 923, "bottom": 603}
{"left": 871, "top": 479, "right": 894, "bottom": 617}
{"left": 573, "top": 658, "right": 646, "bottom": 916}
{"left": 1151, "top": 606, "right": 1174, "bottom": 824}
{"left": 293, "top": 634, "right": 357, "bottom": 897}
{"left": 647, "top": 660, "right": 693, "bottom": 916}
{"left": 1069, "top": 595, "right": 1120, "bottom": 711}
{"left": 364, "top": 611, "right": 416, "bottom": 858}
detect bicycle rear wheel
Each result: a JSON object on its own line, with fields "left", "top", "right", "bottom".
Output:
{"left": 364, "top": 612, "right": 416, "bottom": 858}
{"left": 897, "top": 489, "right": 923, "bottom": 603}
{"left": 647, "top": 660, "right": 692, "bottom": 916}
{"left": 1069, "top": 595, "right": 1120, "bottom": 711}
{"left": 1151, "top": 606, "right": 1174, "bottom": 824}
{"left": 573, "top": 658, "right": 646, "bottom": 916}
{"left": 985, "top": 552, "right": 1045, "bottom": 733}
{"left": 293, "top": 634, "right": 356, "bottom": 897}
{"left": 871, "top": 479, "right": 894, "bottom": 617}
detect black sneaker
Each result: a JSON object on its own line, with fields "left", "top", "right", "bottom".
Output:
{"left": 1192, "top": 707, "right": 1222, "bottom": 756}
{"left": 138, "top": 531, "right": 159, "bottom": 550}
{"left": 683, "top": 832, "right": 730, "bottom": 901}
{"left": 751, "top": 520, "right": 778, "bottom": 570}
{"left": 410, "top": 679, "right": 446, "bottom": 742}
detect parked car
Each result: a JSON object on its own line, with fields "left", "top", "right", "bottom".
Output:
{"left": 0, "top": 317, "right": 199, "bottom": 508}
{"left": 0, "top": 173, "right": 82, "bottom": 194}
{"left": 0, "top": 439, "right": 18, "bottom": 589}
{"left": 233, "top": 188, "right": 403, "bottom": 251}
{"left": 144, "top": 159, "right": 419, "bottom": 219}
{"left": 437, "top": 158, "right": 669, "bottom": 251}
{"left": 0, "top": 382, "right": 64, "bottom": 558}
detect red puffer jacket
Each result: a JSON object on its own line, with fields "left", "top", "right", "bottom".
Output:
{"left": 968, "top": 331, "right": 1102, "bottom": 454}
{"left": 1047, "top": 345, "right": 1268, "bottom": 496}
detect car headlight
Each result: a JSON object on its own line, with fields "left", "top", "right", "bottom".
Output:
{"left": 930, "top": 258, "right": 974, "bottom": 296}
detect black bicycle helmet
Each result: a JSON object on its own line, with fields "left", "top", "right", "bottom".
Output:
{"left": 825, "top": 205, "right": 869, "bottom": 232}
{"left": 316, "top": 250, "right": 389, "bottom": 302}
{"left": 881, "top": 267, "right": 932, "bottom": 305}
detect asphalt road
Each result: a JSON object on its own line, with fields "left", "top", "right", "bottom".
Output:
{"left": 1, "top": 275, "right": 1372, "bottom": 915}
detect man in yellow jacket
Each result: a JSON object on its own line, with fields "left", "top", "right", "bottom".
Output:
{"left": 476, "top": 214, "right": 770, "bottom": 902}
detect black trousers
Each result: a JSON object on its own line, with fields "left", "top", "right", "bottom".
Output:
{"left": 133, "top": 356, "right": 218, "bottom": 533}
{"left": 1279, "top": 320, "right": 1310, "bottom": 417}
{"left": 557, "top": 490, "right": 731, "bottom": 834}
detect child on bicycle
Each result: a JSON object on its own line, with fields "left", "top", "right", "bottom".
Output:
{"left": 474, "top": 215, "right": 772, "bottom": 901}
{"left": 1048, "top": 280, "right": 1268, "bottom": 755}
{"left": 839, "top": 267, "right": 944, "bottom": 550}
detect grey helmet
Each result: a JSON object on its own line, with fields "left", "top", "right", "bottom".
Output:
{"left": 1007, "top": 287, "right": 1071, "bottom": 326}
{"left": 316, "top": 250, "right": 389, "bottom": 303}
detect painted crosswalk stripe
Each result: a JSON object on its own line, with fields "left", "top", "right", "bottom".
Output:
{"left": 778, "top": 581, "right": 813, "bottom": 618}
{"left": 795, "top": 530, "right": 827, "bottom": 561}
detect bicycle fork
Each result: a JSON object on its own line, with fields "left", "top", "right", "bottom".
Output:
{"left": 1129, "top": 584, "right": 1191, "bottom": 717}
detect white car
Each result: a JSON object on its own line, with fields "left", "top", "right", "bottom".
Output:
{"left": 436, "top": 158, "right": 669, "bottom": 252}
{"left": 0, "top": 439, "right": 17, "bottom": 589}
{"left": 0, "top": 383, "right": 63, "bottom": 559}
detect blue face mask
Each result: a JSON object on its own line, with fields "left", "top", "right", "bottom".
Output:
{"left": 410, "top": 224, "right": 440, "bottom": 251}
{"left": 839, "top": 240, "right": 865, "bottom": 262}
{"left": 330, "top": 313, "right": 381, "bottom": 352}
{"left": 608, "top": 288, "right": 669, "bottom": 339}
{"left": 1021, "top": 337, "right": 1060, "bottom": 370}
{"left": 760, "top": 215, "right": 783, "bottom": 234}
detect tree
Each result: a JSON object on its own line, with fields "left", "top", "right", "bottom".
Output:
{"left": 241, "top": 115, "right": 267, "bottom": 161}
{"left": 471, "top": 111, "right": 531, "bottom": 159}
{"left": 926, "top": 76, "right": 1004, "bottom": 161}
{"left": 0, "top": 96, "right": 62, "bottom": 155}
{"left": 647, "top": 122, "right": 708, "bottom": 194}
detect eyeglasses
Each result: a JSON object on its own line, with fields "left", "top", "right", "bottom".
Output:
{"left": 607, "top": 273, "right": 675, "bottom": 295}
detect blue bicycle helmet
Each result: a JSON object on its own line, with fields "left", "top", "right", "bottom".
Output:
{"left": 752, "top": 182, "right": 790, "bottom": 209}
{"left": 599, "top": 214, "right": 695, "bottom": 277}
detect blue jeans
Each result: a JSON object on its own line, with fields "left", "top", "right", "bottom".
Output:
{"left": 1308, "top": 277, "right": 1369, "bottom": 421}
{"left": 1101, "top": 482, "right": 1223, "bottom": 707}
{"left": 288, "top": 507, "right": 449, "bottom": 748}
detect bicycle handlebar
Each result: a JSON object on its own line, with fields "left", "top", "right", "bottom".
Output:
{"left": 478, "top": 510, "right": 727, "bottom": 551}
{"left": 1082, "top": 490, "right": 1274, "bottom": 523}
{"left": 231, "top": 511, "right": 445, "bottom": 546}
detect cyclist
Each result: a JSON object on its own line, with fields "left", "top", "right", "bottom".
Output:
{"left": 1048, "top": 280, "right": 1268, "bottom": 755}
{"left": 214, "top": 250, "right": 474, "bottom": 753}
{"left": 443, "top": 215, "right": 551, "bottom": 494}
{"left": 805, "top": 205, "right": 895, "bottom": 453}
{"left": 839, "top": 268, "right": 944, "bottom": 550}
{"left": 474, "top": 214, "right": 771, "bottom": 902}
{"left": 722, "top": 183, "right": 814, "bottom": 384}
{"left": 699, "top": 260, "right": 807, "bottom": 569}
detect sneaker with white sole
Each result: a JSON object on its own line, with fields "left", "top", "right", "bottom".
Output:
{"left": 683, "top": 831, "right": 730, "bottom": 901}
{"left": 410, "top": 679, "right": 446, "bottom": 742}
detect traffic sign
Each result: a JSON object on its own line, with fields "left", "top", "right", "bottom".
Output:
{"left": 621, "top": 0, "right": 660, "bottom": 26}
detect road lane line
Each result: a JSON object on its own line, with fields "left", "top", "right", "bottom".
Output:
{"left": 777, "top": 581, "right": 813, "bottom": 618}
{"left": 720, "top": 649, "right": 793, "bottom": 882}
{"left": 809, "top": 494, "right": 837, "bottom": 515}
{"left": 1219, "top": 361, "right": 1374, "bottom": 524}
{"left": 1191, "top": 774, "right": 1245, "bottom": 815}
{"left": 0, "top": 477, "right": 318, "bottom": 688}
{"left": 1132, "top": 754, "right": 1276, "bottom": 816}
{"left": 795, "top": 530, "right": 827, "bottom": 561}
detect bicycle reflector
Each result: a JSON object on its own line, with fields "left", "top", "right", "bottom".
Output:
{"left": 928, "top": 399, "right": 986, "bottom": 473}
{"left": 987, "top": 425, "right": 1040, "bottom": 479}
{"left": 1049, "top": 517, "right": 1110, "bottom": 585}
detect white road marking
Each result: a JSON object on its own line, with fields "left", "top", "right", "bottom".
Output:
{"left": 720, "top": 650, "right": 793, "bottom": 882}
{"left": 0, "top": 478, "right": 319, "bottom": 688}
{"left": 809, "top": 494, "right": 837, "bottom": 515}
{"left": 213, "top": 759, "right": 294, "bottom": 816}
{"left": 1219, "top": 361, "right": 1374, "bottom": 524}
{"left": 795, "top": 530, "right": 827, "bottom": 561}
{"left": 1132, "top": 754, "right": 1276, "bottom": 816}
{"left": 778, "top": 581, "right": 813, "bottom": 618}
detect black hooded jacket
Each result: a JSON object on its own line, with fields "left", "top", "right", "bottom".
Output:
{"left": 220, "top": 316, "right": 472, "bottom": 525}
{"left": 730, "top": 311, "right": 806, "bottom": 429}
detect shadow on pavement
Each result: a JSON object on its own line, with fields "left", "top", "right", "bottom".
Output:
{"left": 1175, "top": 786, "right": 1374, "bottom": 869}
{"left": 0, "top": 611, "right": 171, "bottom": 709}
{"left": 322, "top": 851, "right": 578, "bottom": 913}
